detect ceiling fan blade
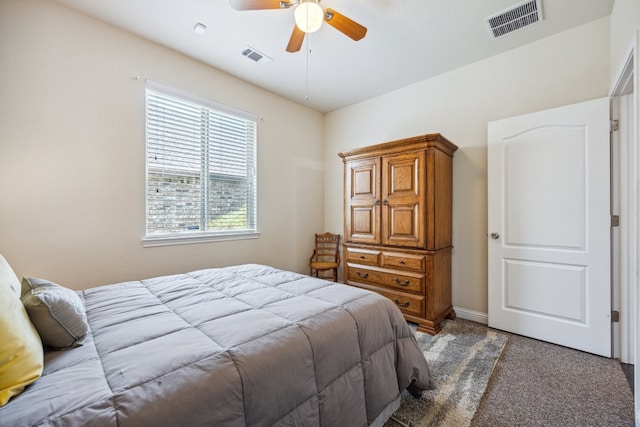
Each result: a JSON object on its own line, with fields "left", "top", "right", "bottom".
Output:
{"left": 286, "top": 25, "right": 305, "bottom": 53}
{"left": 229, "top": 0, "right": 291, "bottom": 11}
{"left": 323, "top": 8, "right": 367, "bottom": 41}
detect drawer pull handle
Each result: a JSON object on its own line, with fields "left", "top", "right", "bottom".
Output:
{"left": 399, "top": 260, "right": 405, "bottom": 264}
{"left": 393, "top": 277, "right": 410, "bottom": 286}
{"left": 360, "top": 256, "right": 365, "bottom": 259}
{"left": 394, "top": 299, "right": 410, "bottom": 308}
{"left": 356, "top": 271, "right": 369, "bottom": 278}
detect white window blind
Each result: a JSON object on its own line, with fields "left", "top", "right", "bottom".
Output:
{"left": 145, "top": 82, "right": 257, "bottom": 242}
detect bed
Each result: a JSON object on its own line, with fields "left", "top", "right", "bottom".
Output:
{"left": 0, "top": 258, "right": 431, "bottom": 426}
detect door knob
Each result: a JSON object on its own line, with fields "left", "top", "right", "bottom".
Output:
{"left": 490, "top": 232, "right": 500, "bottom": 239}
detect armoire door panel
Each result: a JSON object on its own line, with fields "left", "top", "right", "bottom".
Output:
{"left": 350, "top": 206, "right": 377, "bottom": 242}
{"left": 384, "top": 152, "right": 423, "bottom": 198}
{"left": 382, "top": 152, "right": 425, "bottom": 247}
{"left": 353, "top": 168, "right": 376, "bottom": 198}
{"left": 349, "top": 158, "right": 379, "bottom": 200}
{"left": 385, "top": 203, "right": 422, "bottom": 247}
{"left": 345, "top": 158, "right": 381, "bottom": 244}
{"left": 389, "top": 162, "right": 417, "bottom": 193}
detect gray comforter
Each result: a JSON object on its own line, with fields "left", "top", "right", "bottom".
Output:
{"left": 1, "top": 264, "right": 431, "bottom": 426}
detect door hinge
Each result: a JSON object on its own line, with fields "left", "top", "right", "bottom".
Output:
{"left": 611, "top": 215, "right": 620, "bottom": 227}
{"left": 611, "top": 119, "right": 619, "bottom": 132}
{"left": 611, "top": 310, "right": 620, "bottom": 323}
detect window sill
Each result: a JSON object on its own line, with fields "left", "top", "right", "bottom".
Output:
{"left": 142, "top": 231, "right": 260, "bottom": 247}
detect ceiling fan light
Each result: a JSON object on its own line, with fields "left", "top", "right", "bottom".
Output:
{"left": 294, "top": 2, "right": 323, "bottom": 33}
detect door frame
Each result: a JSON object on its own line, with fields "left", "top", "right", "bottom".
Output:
{"left": 609, "top": 37, "right": 637, "bottom": 423}
{"left": 610, "top": 83, "right": 635, "bottom": 364}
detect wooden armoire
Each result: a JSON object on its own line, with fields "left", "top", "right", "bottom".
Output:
{"left": 339, "top": 134, "right": 457, "bottom": 335}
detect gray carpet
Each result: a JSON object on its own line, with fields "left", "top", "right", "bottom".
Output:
{"left": 471, "top": 328, "right": 635, "bottom": 426}
{"left": 386, "top": 318, "right": 635, "bottom": 427}
{"left": 386, "top": 319, "right": 508, "bottom": 427}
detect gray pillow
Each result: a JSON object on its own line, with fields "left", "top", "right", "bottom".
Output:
{"left": 21, "top": 277, "right": 88, "bottom": 349}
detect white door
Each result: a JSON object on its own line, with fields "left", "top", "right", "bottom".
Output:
{"left": 488, "top": 97, "right": 611, "bottom": 357}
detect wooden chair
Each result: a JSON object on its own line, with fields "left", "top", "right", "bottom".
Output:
{"left": 309, "top": 232, "right": 341, "bottom": 282}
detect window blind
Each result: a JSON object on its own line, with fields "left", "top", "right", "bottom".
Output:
{"left": 145, "top": 82, "right": 257, "bottom": 238}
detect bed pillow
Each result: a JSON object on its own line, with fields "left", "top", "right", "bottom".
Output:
{"left": 0, "top": 255, "right": 44, "bottom": 406}
{"left": 0, "top": 254, "right": 21, "bottom": 297}
{"left": 21, "top": 277, "right": 89, "bottom": 349}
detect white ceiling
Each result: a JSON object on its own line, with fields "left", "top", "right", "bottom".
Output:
{"left": 53, "top": 0, "right": 614, "bottom": 113}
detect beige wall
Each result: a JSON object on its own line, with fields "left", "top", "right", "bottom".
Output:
{"left": 610, "top": 0, "right": 639, "bottom": 87}
{"left": 324, "top": 17, "right": 611, "bottom": 317}
{"left": 0, "top": 0, "right": 324, "bottom": 289}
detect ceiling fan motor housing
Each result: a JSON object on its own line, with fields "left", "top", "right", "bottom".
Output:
{"left": 294, "top": 1, "right": 323, "bottom": 33}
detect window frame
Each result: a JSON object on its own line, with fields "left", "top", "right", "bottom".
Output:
{"left": 142, "top": 81, "right": 259, "bottom": 247}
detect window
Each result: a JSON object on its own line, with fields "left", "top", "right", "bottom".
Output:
{"left": 144, "top": 82, "right": 258, "bottom": 245}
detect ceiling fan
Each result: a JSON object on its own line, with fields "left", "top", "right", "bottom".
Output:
{"left": 229, "top": 0, "right": 367, "bottom": 53}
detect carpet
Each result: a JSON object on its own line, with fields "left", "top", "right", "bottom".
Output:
{"left": 471, "top": 331, "right": 635, "bottom": 426}
{"left": 385, "top": 319, "right": 508, "bottom": 427}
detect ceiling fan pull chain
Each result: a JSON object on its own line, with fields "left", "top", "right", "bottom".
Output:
{"left": 305, "top": 34, "right": 310, "bottom": 101}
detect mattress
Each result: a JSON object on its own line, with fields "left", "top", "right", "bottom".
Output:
{"left": 1, "top": 264, "right": 431, "bottom": 426}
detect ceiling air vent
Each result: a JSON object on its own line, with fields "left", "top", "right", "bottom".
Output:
{"left": 485, "top": 0, "right": 543, "bottom": 38}
{"left": 241, "top": 46, "right": 272, "bottom": 64}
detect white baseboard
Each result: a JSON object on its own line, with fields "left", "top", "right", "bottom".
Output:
{"left": 453, "top": 306, "right": 488, "bottom": 325}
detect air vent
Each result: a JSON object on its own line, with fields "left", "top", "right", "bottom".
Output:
{"left": 241, "top": 46, "right": 272, "bottom": 64}
{"left": 485, "top": 0, "right": 543, "bottom": 38}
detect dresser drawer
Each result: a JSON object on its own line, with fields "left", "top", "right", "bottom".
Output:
{"left": 381, "top": 252, "right": 426, "bottom": 273}
{"left": 346, "top": 265, "right": 424, "bottom": 293}
{"left": 377, "top": 289, "right": 425, "bottom": 317}
{"left": 346, "top": 247, "right": 380, "bottom": 265}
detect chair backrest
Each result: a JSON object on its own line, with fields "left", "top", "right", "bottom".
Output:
{"left": 314, "top": 232, "right": 340, "bottom": 262}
